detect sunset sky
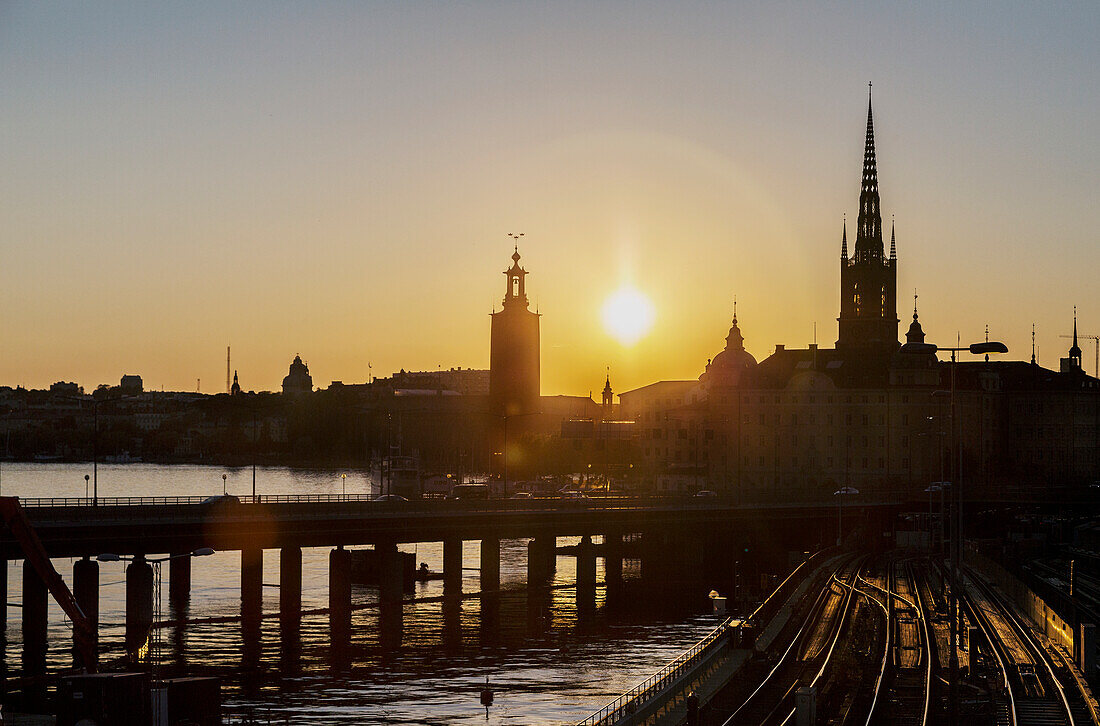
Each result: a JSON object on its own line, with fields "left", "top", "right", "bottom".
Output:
{"left": 2, "top": 3, "right": 1098, "bottom": 396}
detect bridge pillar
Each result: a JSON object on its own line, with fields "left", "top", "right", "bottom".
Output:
{"left": 280, "top": 546, "right": 303, "bottom": 630}
{"left": 125, "top": 555, "right": 154, "bottom": 663}
{"left": 576, "top": 535, "right": 597, "bottom": 590}
{"left": 73, "top": 557, "right": 99, "bottom": 670}
{"left": 444, "top": 537, "right": 463, "bottom": 594}
{"left": 168, "top": 551, "right": 191, "bottom": 609}
{"left": 329, "top": 546, "right": 352, "bottom": 643}
{"left": 241, "top": 547, "right": 263, "bottom": 626}
{"left": 576, "top": 535, "right": 597, "bottom": 616}
{"left": 527, "top": 535, "right": 556, "bottom": 586}
{"left": 480, "top": 537, "right": 500, "bottom": 593}
{"left": 0, "top": 559, "right": 7, "bottom": 642}
{"left": 603, "top": 532, "right": 624, "bottom": 600}
{"left": 22, "top": 559, "right": 48, "bottom": 680}
{"left": 378, "top": 542, "right": 404, "bottom": 649}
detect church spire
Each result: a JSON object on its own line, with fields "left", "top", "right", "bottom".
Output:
{"left": 1070, "top": 305, "right": 1082, "bottom": 361}
{"left": 889, "top": 218, "right": 896, "bottom": 260}
{"left": 840, "top": 216, "right": 848, "bottom": 259}
{"left": 854, "top": 83, "right": 883, "bottom": 262}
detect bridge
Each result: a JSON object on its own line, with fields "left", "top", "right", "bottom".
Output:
{"left": 0, "top": 494, "right": 896, "bottom": 704}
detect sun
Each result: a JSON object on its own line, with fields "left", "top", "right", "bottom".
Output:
{"left": 601, "top": 286, "right": 655, "bottom": 345}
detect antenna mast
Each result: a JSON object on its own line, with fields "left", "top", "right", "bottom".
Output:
{"left": 226, "top": 346, "right": 231, "bottom": 394}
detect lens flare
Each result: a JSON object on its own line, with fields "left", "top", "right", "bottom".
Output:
{"left": 601, "top": 287, "right": 655, "bottom": 345}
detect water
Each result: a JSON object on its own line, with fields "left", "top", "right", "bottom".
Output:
{"left": 1, "top": 463, "right": 719, "bottom": 724}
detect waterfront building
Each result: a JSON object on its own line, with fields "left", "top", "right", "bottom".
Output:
{"left": 620, "top": 93, "right": 1100, "bottom": 500}
{"left": 281, "top": 355, "right": 313, "bottom": 395}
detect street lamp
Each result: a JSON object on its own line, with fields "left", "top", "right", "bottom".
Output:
{"left": 903, "top": 338, "right": 1006, "bottom": 726}
{"left": 222, "top": 473, "right": 227, "bottom": 496}
{"left": 84, "top": 474, "right": 90, "bottom": 500}
{"left": 924, "top": 483, "right": 945, "bottom": 553}
{"left": 341, "top": 473, "right": 347, "bottom": 498}
{"left": 833, "top": 486, "right": 859, "bottom": 547}
{"left": 65, "top": 393, "right": 140, "bottom": 506}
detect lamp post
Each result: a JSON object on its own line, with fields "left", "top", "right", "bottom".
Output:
{"left": 902, "top": 338, "right": 1006, "bottom": 725}
{"left": 924, "top": 483, "right": 944, "bottom": 553}
{"left": 341, "top": 473, "right": 347, "bottom": 498}
{"left": 833, "top": 486, "right": 859, "bottom": 547}
{"left": 73, "top": 394, "right": 134, "bottom": 506}
{"left": 85, "top": 474, "right": 90, "bottom": 500}
{"left": 222, "top": 473, "right": 227, "bottom": 496}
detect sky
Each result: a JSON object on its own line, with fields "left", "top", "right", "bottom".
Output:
{"left": 1, "top": 2, "right": 1098, "bottom": 395}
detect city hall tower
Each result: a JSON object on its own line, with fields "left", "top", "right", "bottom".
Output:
{"left": 490, "top": 248, "right": 541, "bottom": 416}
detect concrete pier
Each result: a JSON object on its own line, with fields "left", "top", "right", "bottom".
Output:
{"left": 168, "top": 551, "right": 191, "bottom": 608}
{"left": 576, "top": 535, "right": 597, "bottom": 616}
{"left": 378, "top": 541, "right": 404, "bottom": 648}
{"left": 576, "top": 535, "right": 597, "bottom": 590}
{"left": 527, "top": 535, "right": 556, "bottom": 586}
{"left": 0, "top": 559, "right": 7, "bottom": 640}
{"left": 241, "top": 547, "right": 263, "bottom": 626}
{"left": 280, "top": 546, "right": 303, "bottom": 629}
{"left": 125, "top": 555, "right": 154, "bottom": 662}
{"left": 444, "top": 537, "right": 464, "bottom": 594}
{"left": 481, "top": 537, "right": 500, "bottom": 593}
{"left": 329, "top": 546, "right": 352, "bottom": 641}
{"left": 72, "top": 557, "right": 99, "bottom": 670}
{"left": 603, "top": 532, "right": 624, "bottom": 600}
{"left": 22, "top": 560, "right": 48, "bottom": 677}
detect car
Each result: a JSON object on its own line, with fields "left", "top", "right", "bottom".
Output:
{"left": 560, "top": 491, "right": 588, "bottom": 500}
{"left": 201, "top": 494, "right": 240, "bottom": 506}
{"left": 373, "top": 494, "right": 409, "bottom": 502}
{"left": 509, "top": 491, "right": 533, "bottom": 499}
{"left": 694, "top": 490, "right": 718, "bottom": 498}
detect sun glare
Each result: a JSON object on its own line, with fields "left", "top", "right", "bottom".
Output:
{"left": 602, "top": 287, "right": 655, "bottom": 345}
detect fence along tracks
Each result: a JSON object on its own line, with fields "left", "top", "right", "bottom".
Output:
{"left": 711, "top": 556, "right": 867, "bottom": 726}
{"left": 963, "top": 567, "right": 1086, "bottom": 726}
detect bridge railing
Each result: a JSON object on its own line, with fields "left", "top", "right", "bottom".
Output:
{"left": 13, "top": 493, "right": 730, "bottom": 509}
{"left": 574, "top": 545, "right": 840, "bottom": 726}
{"left": 574, "top": 615, "right": 737, "bottom": 726}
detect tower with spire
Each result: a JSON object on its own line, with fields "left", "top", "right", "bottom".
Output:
{"left": 490, "top": 245, "right": 541, "bottom": 417}
{"left": 837, "top": 85, "right": 899, "bottom": 353}
{"left": 1061, "top": 306, "right": 1083, "bottom": 373}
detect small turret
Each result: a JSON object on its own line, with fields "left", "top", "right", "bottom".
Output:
{"left": 905, "top": 290, "right": 924, "bottom": 344}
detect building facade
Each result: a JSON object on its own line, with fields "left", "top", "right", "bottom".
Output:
{"left": 620, "top": 94, "right": 1100, "bottom": 501}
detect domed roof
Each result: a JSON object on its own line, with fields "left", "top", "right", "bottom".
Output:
{"left": 701, "top": 315, "right": 756, "bottom": 387}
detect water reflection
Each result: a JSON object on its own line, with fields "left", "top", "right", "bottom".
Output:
{"left": 3, "top": 465, "right": 724, "bottom": 724}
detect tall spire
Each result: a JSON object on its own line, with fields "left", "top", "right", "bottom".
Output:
{"left": 854, "top": 82, "right": 883, "bottom": 262}
{"left": 1031, "top": 323, "right": 1036, "bottom": 365}
{"left": 889, "top": 218, "right": 896, "bottom": 260}
{"left": 841, "top": 215, "right": 848, "bottom": 259}
{"left": 1070, "top": 305, "right": 1082, "bottom": 361}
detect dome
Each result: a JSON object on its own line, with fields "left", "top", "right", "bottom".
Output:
{"left": 701, "top": 316, "right": 757, "bottom": 388}
{"left": 282, "top": 355, "right": 313, "bottom": 395}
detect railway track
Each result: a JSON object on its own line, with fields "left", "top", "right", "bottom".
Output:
{"left": 963, "top": 567, "right": 1087, "bottom": 726}
{"left": 865, "top": 560, "right": 931, "bottom": 726}
{"left": 704, "top": 557, "right": 868, "bottom": 726}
